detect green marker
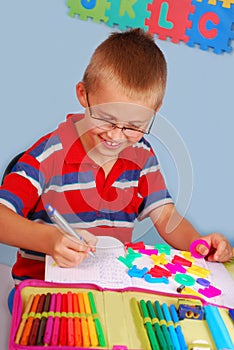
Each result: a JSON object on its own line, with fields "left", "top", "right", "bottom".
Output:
{"left": 146, "top": 300, "right": 169, "bottom": 350}
{"left": 88, "top": 291, "right": 106, "bottom": 347}
{"left": 155, "top": 300, "right": 174, "bottom": 350}
{"left": 139, "top": 299, "right": 160, "bottom": 350}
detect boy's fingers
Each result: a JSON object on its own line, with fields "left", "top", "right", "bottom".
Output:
{"left": 196, "top": 244, "right": 210, "bottom": 257}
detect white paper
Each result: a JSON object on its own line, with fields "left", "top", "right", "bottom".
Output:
{"left": 45, "top": 236, "right": 234, "bottom": 308}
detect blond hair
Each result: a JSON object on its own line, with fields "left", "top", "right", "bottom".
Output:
{"left": 82, "top": 28, "right": 167, "bottom": 109}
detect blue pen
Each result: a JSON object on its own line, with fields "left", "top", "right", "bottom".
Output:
{"left": 46, "top": 204, "right": 95, "bottom": 257}
{"left": 170, "top": 304, "right": 188, "bottom": 350}
{"left": 162, "top": 303, "right": 181, "bottom": 350}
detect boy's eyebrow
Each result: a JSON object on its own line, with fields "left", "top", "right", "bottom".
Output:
{"left": 95, "top": 112, "right": 150, "bottom": 125}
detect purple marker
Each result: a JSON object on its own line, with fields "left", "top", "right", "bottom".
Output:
{"left": 43, "top": 293, "right": 56, "bottom": 345}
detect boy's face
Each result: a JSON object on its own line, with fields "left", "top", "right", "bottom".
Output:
{"left": 76, "top": 82, "right": 156, "bottom": 163}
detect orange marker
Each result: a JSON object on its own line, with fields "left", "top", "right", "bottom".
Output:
{"left": 72, "top": 293, "right": 82, "bottom": 346}
{"left": 20, "top": 294, "right": 40, "bottom": 345}
{"left": 83, "top": 292, "right": 98, "bottom": 346}
{"left": 78, "top": 293, "right": 90, "bottom": 347}
{"left": 15, "top": 294, "right": 34, "bottom": 344}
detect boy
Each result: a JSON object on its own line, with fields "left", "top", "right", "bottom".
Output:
{"left": 0, "top": 28, "right": 232, "bottom": 284}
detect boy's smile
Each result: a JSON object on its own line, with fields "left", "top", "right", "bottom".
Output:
{"left": 76, "top": 81, "right": 156, "bottom": 167}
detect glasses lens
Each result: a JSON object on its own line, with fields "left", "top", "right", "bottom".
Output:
{"left": 123, "top": 128, "right": 144, "bottom": 137}
{"left": 91, "top": 117, "right": 115, "bottom": 131}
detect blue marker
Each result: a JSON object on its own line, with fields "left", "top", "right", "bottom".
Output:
{"left": 170, "top": 304, "right": 188, "bottom": 350}
{"left": 162, "top": 303, "right": 181, "bottom": 350}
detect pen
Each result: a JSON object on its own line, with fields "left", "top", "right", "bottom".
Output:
{"left": 46, "top": 204, "right": 95, "bottom": 257}
{"left": 67, "top": 291, "right": 75, "bottom": 347}
{"left": 169, "top": 304, "right": 188, "bottom": 350}
{"left": 43, "top": 293, "right": 56, "bottom": 346}
{"left": 36, "top": 293, "right": 51, "bottom": 345}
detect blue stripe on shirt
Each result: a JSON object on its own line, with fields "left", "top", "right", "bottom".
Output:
{"left": 0, "top": 189, "right": 24, "bottom": 215}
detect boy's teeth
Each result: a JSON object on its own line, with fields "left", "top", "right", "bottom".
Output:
{"left": 106, "top": 141, "right": 118, "bottom": 146}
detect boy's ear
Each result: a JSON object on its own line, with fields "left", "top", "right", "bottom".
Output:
{"left": 76, "top": 82, "right": 87, "bottom": 107}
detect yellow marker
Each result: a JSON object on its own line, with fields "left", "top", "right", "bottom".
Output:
{"left": 15, "top": 294, "right": 34, "bottom": 344}
{"left": 187, "top": 265, "right": 210, "bottom": 278}
{"left": 83, "top": 292, "right": 98, "bottom": 346}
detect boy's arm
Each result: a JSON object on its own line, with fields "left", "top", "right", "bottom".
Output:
{"left": 149, "top": 203, "right": 232, "bottom": 262}
{"left": 0, "top": 204, "right": 96, "bottom": 267}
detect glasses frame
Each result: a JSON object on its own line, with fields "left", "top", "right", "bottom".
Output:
{"left": 86, "top": 93, "right": 155, "bottom": 137}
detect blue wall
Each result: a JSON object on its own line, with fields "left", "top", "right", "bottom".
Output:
{"left": 0, "top": 0, "right": 233, "bottom": 265}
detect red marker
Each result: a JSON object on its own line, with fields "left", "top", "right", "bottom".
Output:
{"left": 59, "top": 293, "right": 68, "bottom": 346}
{"left": 67, "top": 291, "right": 75, "bottom": 346}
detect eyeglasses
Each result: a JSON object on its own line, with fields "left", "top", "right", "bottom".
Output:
{"left": 86, "top": 93, "right": 155, "bottom": 138}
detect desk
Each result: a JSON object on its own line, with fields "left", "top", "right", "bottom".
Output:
{"left": 0, "top": 264, "right": 14, "bottom": 350}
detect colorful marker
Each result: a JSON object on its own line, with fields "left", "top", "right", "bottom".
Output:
{"left": 59, "top": 293, "right": 68, "bottom": 346}
{"left": 88, "top": 291, "right": 106, "bottom": 347}
{"left": 43, "top": 293, "right": 56, "bottom": 346}
{"left": 78, "top": 292, "right": 90, "bottom": 347}
{"left": 161, "top": 303, "right": 181, "bottom": 350}
{"left": 83, "top": 292, "right": 98, "bottom": 346}
{"left": 146, "top": 300, "right": 168, "bottom": 350}
{"left": 67, "top": 291, "right": 75, "bottom": 347}
{"left": 51, "top": 292, "right": 62, "bottom": 346}
{"left": 28, "top": 294, "right": 46, "bottom": 345}
{"left": 154, "top": 301, "right": 174, "bottom": 350}
{"left": 139, "top": 299, "right": 160, "bottom": 350}
{"left": 15, "top": 294, "right": 34, "bottom": 344}
{"left": 169, "top": 304, "right": 188, "bottom": 350}
{"left": 20, "top": 294, "right": 40, "bottom": 345}
{"left": 36, "top": 293, "right": 51, "bottom": 345}
{"left": 72, "top": 293, "right": 82, "bottom": 346}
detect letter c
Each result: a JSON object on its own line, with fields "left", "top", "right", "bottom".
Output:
{"left": 198, "top": 12, "right": 219, "bottom": 39}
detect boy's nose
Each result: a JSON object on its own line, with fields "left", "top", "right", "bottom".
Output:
{"left": 105, "top": 126, "right": 126, "bottom": 139}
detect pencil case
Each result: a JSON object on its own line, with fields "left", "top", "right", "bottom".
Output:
{"left": 9, "top": 279, "right": 234, "bottom": 350}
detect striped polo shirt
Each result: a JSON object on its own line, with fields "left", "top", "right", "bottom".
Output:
{"left": 0, "top": 114, "right": 173, "bottom": 282}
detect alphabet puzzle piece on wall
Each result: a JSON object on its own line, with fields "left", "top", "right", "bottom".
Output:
{"left": 67, "top": 0, "right": 111, "bottom": 23}
{"left": 186, "top": 0, "right": 234, "bottom": 53}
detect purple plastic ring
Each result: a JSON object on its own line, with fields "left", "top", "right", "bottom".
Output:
{"left": 190, "top": 239, "right": 210, "bottom": 259}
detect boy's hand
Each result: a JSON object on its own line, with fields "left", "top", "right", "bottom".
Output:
{"left": 195, "top": 233, "right": 233, "bottom": 262}
{"left": 51, "top": 227, "right": 98, "bottom": 268}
